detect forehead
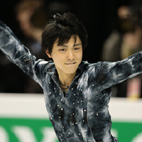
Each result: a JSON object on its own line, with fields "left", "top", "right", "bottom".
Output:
{"left": 55, "top": 35, "right": 81, "bottom": 45}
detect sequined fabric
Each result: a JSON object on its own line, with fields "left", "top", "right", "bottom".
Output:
{"left": 1, "top": 21, "right": 142, "bottom": 142}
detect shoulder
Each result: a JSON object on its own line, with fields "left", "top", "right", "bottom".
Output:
{"left": 81, "top": 61, "right": 114, "bottom": 83}
{"left": 79, "top": 61, "right": 103, "bottom": 79}
{"left": 84, "top": 61, "right": 104, "bottom": 72}
{"left": 35, "top": 60, "right": 55, "bottom": 72}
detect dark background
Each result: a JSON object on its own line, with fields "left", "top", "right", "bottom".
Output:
{"left": 0, "top": 0, "right": 133, "bottom": 62}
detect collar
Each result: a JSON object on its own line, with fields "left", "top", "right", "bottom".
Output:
{"left": 47, "top": 61, "right": 88, "bottom": 85}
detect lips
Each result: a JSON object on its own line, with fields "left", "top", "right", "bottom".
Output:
{"left": 65, "top": 62, "right": 76, "bottom": 65}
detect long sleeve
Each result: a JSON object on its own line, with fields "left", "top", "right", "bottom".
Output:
{"left": 98, "top": 51, "right": 142, "bottom": 90}
{"left": 0, "top": 21, "right": 47, "bottom": 86}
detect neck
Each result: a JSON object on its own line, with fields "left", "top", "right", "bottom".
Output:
{"left": 58, "top": 71, "right": 76, "bottom": 87}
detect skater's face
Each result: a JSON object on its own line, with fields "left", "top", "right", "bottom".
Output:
{"left": 46, "top": 35, "right": 83, "bottom": 75}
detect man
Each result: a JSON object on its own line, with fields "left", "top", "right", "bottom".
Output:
{"left": 0, "top": 12, "right": 142, "bottom": 142}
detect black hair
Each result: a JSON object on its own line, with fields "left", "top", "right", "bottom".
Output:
{"left": 41, "top": 12, "right": 88, "bottom": 56}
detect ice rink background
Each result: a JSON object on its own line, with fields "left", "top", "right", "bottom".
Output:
{"left": 0, "top": 94, "right": 142, "bottom": 142}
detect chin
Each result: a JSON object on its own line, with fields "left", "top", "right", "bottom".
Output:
{"left": 64, "top": 67, "right": 78, "bottom": 74}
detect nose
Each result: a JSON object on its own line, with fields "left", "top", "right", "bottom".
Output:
{"left": 67, "top": 50, "right": 74, "bottom": 61}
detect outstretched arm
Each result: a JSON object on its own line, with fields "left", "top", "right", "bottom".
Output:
{"left": 96, "top": 52, "right": 142, "bottom": 90}
{"left": 0, "top": 21, "right": 47, "bottom": 86}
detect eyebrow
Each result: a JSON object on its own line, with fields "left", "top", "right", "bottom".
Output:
{"left": 58, "top": 43, "right": 82, "bottom": 47}
{"left": 73, "top": 43, "right": 82, "bottom": 46}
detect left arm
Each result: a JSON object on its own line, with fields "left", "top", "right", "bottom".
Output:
{"left": 97, "top": 51, "right": 142, "bottom": 90}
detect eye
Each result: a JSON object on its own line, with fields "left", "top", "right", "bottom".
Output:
{"left": 74, "top": 47, "right": 80, "bottom": 50}
{"left": 59, "top": 49, "right": 66, "bottom": 51}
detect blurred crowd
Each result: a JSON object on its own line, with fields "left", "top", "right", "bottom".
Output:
{"left": 0, "top": 0, "right": 142, "bottom": 99}
{"left": 0, "top": 0, "right": 71, "bottom": 93}
{"left": 102, "top": 1, "right": 142, "bottom": 99}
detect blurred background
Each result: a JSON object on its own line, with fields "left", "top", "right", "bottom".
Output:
{"left": 0, "top": 0, "right": 142, "bottom": 98}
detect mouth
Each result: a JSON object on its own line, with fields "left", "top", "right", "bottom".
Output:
{"left": 65, "top": 62, "right": 76, "bottom": 65}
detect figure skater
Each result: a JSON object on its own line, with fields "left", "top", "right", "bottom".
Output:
{"left": 1, "top": 12, "right": 142, "bottom": 142}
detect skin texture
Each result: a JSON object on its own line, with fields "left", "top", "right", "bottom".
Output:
{"left": 46, "top": 35, "right": 83, "bottom": 86}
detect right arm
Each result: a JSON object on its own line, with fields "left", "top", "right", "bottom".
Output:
{"left": 0, "top": 21, "right": 47, "bottom": 86}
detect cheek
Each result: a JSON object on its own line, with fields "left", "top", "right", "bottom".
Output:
{"left": 52, "top": 54, "right": 63, "bottom": 65}
{"left": 77, "top": 52, "right": 83, "bottom": 60}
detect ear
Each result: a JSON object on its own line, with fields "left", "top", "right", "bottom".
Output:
{"left": 45, "top": 50, "right": 52, "bottom": 58}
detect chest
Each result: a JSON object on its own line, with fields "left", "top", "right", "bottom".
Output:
{"left": 45, "top": 72, "right": 102, "bottom": 119}
{"left": 43, "top": 73, "right": 87, "bottom": 115}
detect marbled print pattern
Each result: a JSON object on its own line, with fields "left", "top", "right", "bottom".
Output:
{"left": 1, "top": 21, "right": 142, "bottom": 142}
